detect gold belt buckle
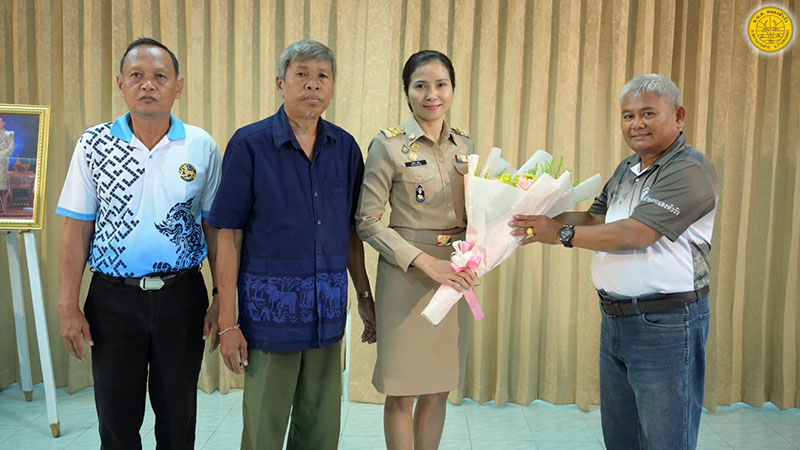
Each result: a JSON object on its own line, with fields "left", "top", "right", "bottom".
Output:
{"left": 436, "top": 235, "right": 452, "bottom": 247}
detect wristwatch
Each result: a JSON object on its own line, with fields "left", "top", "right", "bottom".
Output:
{"left": 357, "top": 290, "right": 373, "bottom": 300}
{"left": 559, "top": 224, "right": 575, "bottom": 248}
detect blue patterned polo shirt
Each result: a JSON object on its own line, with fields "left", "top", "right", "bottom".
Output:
{"left": 56, "top": 113, "right": 222, "bottom": 277}
{"left": 206, "top": 105, "right": 364, "bottom": 352}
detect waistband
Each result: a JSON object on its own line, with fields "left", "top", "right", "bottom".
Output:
{"left": 92, "top": 266, "right": 201, "bottom": 291}
{"left": 598, "top": 285, "right": 709, "bottom": 316}
{"left": 394, "top": 227, "right": 466, "bottom": 247}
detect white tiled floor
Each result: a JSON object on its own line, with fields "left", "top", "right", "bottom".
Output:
{"left": 1, "top": 383, "right": 798, "bottom": 449}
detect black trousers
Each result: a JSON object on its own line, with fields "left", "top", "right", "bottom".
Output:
{"left": 85, "top": 270, "right": 208, "bottom": 450}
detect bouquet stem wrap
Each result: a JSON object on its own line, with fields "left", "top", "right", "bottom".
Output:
{"left": 421, "top": 150, "right": 603, "bottom": 326}
{"left": 447, "top": 240, "right": 484, "bottom": 320}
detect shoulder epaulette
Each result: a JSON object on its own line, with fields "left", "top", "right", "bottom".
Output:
{"left": 381, "top": 126, "right": 405, "bottom": 138}
{"left": 451, "top": 127, "right": 470, "bottom": 138}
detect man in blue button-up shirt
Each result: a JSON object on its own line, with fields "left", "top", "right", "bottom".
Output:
{"left": 208, "top": 40, "right": 374, "bottom": 450}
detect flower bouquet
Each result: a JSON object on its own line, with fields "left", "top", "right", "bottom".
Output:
{"left": 421, "top": 147, "right": 603, "bottom": 325}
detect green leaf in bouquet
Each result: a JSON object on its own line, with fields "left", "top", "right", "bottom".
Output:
{"left": 527, "top": 155, "right": 566, "bottom": 179}
{"left": 497, "top": 173, "right": 520, "bottom": 187}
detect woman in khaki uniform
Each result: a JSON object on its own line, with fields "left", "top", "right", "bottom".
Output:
{"left": 355, "top": 51, "right": 476, "bottom": 450}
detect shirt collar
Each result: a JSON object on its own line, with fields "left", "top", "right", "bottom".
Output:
{"left": 403, "top": 116, "right": 457, "bottom": 145}
{"left": 110, "top": 112, "right": 186, "bottom": 143}
{"left": 629, "top": 132, "right": 686, "bottom": 175}
{"left": 272, "top": 104, "right": 333, "bottom": 150}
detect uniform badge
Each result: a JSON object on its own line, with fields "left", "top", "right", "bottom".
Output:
{"left": 411, "top": 142, "right": 421, "bottom": 152}
{"left": 455, "top": 154, "right": 468, "bottom": 163}
{"left": 415, "top": 184, "right": 425, "bottom": 203}
{"left": 409, "top": 152, "right": 418, "bottom": 161}
{"left": 178, "top": 163, "right": 197, "bottom": 182}
{"left": 401, "top": 145, "right": 411, "bottom": 154}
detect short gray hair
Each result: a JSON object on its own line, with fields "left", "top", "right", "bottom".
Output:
{"left": 620, "top": 74, "right": 682, "bottom": 107}
{"left": 277, "top": 40, "right": 336, "bottom": 80}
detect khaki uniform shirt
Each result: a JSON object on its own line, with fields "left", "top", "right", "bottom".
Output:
{"left": 356, "top": 116, "right": 475, "bottom": 271}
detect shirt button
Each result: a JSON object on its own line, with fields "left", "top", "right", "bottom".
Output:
{"left": 317, "top": 220, "right": 322, "bottom": 225}
{"left": 417, "top": 176, "right": 423, "bottom": 182}
{"left": 445, "top": 180, "right": 450, "bottom": 185}
{"left": 439, "top": 157, "right": 444, "bottom": 162}
{"left": 314, "top": 192, "right": 319, "bottom": 197}
{"left": 447, "top": 203, "right": 453, "bottom": 208}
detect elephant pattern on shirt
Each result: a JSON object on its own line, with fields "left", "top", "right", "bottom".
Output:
{"left": 241, "top": 271, "right": 347, "bottom": 324}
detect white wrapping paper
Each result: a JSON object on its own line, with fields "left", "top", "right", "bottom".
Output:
{"left": 421, "top": 150, "right": 603, "bottom": 325}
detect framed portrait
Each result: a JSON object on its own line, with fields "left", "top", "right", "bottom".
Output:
{"left": 0, "top": 104, "right": 51, "bottom": 230}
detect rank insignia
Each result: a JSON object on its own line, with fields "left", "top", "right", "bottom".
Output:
{"left": 451, "top": 127, "right": 470, "bottom": 138}
{"left": 455, "top": 154, "right": 468, "bottom": 163}
{"left": 381, "top": 126, "right": 405, "bottom": 138}
{"left": 178, "top": 163, "right": 197, "bottom": 182}
{"left": 411, "top": 143, "right": 421, "bottom": 152}
{"left": 415, "top": 184, "right": 425, "bottom": 203}
{"left": 409, "top": 152, "right": 418, "bottom": 161}
{"left": 401, "top": 145, "right": 411, "bottom": 154}
{"left": 408, "top": 133, "right": 416, "bottom": 140}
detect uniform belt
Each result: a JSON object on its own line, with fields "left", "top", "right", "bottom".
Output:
{"left": 598, "top": 286, "right": 709, "bottom": 317}
{"left": 394, "top": 227, "right": 466, "bottom": 247}
{"left": 93, "top": 266, "right": 201, "bottom": 291}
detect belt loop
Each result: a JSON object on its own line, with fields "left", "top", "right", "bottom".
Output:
{"left": 631, "top": 297, "right": 641, "bottom": 315}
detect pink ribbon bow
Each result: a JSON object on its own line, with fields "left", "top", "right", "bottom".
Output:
{"left": 449, "top": 241, "right": 484, "bottom": 320}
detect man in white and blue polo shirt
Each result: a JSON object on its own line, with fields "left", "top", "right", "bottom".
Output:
{"left": 511, "top": 74, "right": 718, "bottom": 450}
{"left": 56, "top": 38, "right": 222, "bottom": 450}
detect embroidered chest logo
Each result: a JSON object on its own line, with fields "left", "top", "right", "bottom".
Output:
{"left": 640, "top": 186, "right": 680, "bottom": 216}
{"left": 178, "top": 163, "right": 197, "bottom": 182}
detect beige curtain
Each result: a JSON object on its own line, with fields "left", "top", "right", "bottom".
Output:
{"left": 0, "top": 0, "right": 797, "bottom": 412}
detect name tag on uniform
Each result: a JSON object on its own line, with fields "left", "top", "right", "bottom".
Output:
{"left": 405, "top": 160, "right": 428, "bottom": 168}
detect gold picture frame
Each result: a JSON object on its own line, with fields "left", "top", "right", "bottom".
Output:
{"left": 0, "top": 104, "right": 51, "bottom": 230}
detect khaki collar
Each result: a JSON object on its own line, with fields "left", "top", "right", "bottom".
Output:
{"left": 402, "top": 116, "right": 456, "bottom": 145}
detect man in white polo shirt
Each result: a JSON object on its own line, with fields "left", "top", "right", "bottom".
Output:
{"left": 56, "top": 38, "right": 222, "bottom": 449}
{"left": 510, "top": 74, "right": 718, "bottom": 450}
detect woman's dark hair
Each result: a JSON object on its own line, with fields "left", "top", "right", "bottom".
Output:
{"left": 402, "top": 50, "right": 456, "bottom": 96}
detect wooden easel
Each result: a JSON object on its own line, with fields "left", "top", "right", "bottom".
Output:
{"left": 5, "top": 230, "right": 60, "bottom": 437}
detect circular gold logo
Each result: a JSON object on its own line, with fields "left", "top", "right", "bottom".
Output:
{"left": 748, "top": 6, "right": 794, "bottom": 52}
{"left": 178, "top": 163, "right": 197, "bottom": 182}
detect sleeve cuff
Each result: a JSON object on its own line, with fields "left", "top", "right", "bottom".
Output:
{"left": 394, "top": 242, "right": 424, "bottom": 272}
{"left": 56, "top": 207, "right": 96, "bottom": 221}
{"left": 588, "top": 204, "right": 607, "bottom": 215}
{"left": 630, "top": 213, "right": 678, "bottom": 242}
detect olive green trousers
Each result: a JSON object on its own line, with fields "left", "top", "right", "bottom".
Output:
{"left": 240, "top": 342, "right": 342, "bottom": 450}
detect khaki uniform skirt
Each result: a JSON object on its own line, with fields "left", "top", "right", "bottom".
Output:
{"left": 372, "top": 237, "right": 472, "bottom": 396}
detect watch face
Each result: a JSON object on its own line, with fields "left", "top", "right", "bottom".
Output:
{"left": 559, "top": 227, "right": 572, "bottom": 240}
